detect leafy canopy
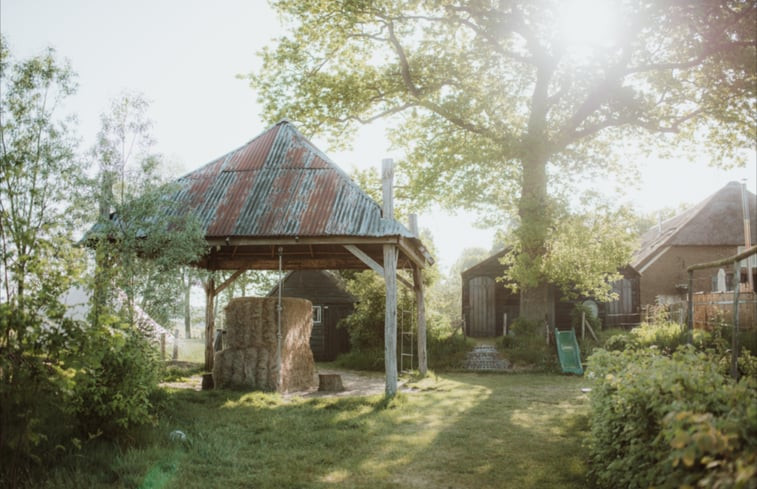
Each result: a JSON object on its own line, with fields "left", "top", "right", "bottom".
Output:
{"left": 250, "top": 0, "right": 755, "bottom": 300}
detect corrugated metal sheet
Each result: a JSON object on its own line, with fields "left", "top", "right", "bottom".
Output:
{"left": 172, "top": 121, "right": 415, "bottom": 240}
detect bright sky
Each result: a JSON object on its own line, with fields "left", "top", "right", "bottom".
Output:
{"left": 2, "top": 0, "right": 755, "bottom": 273}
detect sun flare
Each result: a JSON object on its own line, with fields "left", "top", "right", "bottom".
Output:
{"left": 559, "top": 0, "right": 620, "bottom": 47}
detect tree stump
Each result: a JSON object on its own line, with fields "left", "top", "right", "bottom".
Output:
{"left": 201, "top": 373, "right": 214, "bottom": 390}
{"left": 318, "top": 374, "right": 344, "bottom": 392}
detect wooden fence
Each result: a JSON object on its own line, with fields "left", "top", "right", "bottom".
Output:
{"left": 692, "top": 285, "right": 756, "bottom": 330}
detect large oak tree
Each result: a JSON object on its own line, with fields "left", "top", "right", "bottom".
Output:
{"left": 250, "top": 0, "right": 756, "bottom": 322}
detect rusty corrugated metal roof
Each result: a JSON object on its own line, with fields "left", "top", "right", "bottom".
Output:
{"left": 172, "top": 121, "right": 414, "bottom": 240}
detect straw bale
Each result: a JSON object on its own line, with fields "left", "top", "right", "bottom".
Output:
{"left": 212, "top": 297, "right": 316, "bottom": 392}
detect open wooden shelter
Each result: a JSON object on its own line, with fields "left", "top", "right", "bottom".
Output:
{"left": 169, "top": 120, "right": 433, "bottom": 395}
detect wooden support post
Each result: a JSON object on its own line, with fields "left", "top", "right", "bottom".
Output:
{"left": 732, "top": 262, "right": 741, "bottom": 381}
{"left": 173, "top": 328, "right": 179, "bottom": 360}
{"left": 687, "top": 269, "right": 694, "bottom": 343}
{"left": 413, "top": 265, "right": 427, "bottom": 376}
{"left": 384, "top": 244, "right": 398, "bottom": 396}
{"left": 204, "top": 276, "right": 216, "bottom": 371}
{"left": 581, "top": 311, "right": 585, "bottom": 340}
{"left": 382, "top": 158, "right": 398, "bottom": 397}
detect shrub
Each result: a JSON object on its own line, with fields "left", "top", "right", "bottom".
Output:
{"left": 601, "top": 332, "right": 637, "bottom": 352}
{"left": 571, "top": 303, "right": 601, "bottom": 333}
{"left": 0, "top": 306, "right": 85, "bottom": 483}
{"left": 586, "top": 347, "right": 757, "bottom": 489}
{"left": 499, "top": 331, "right": 558, "bottom": 371}
{"left": 428, "top": 331, "right": 469, "bottom": 370}
{"left": 70, "top": 317, "right": 163, "bottom": 440}
{"left": 334, "top": 348, "right": 384, "bottom": 371}
{"left": 629, "top": 320, "right": 689, "bottom": 353}
{"left": 509, "top": 317, "right": 542, "bottom": 337}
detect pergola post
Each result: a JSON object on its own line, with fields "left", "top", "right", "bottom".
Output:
{"left": 382, "top": 158, "right": 398, "bottom": 397}
{"left": 384, "top": 244, "right": 399, "bottom": 396}
{"left": 204, "top": 275, "right": 216, "bottom": 371}
{"left": 203, "top": 269, "right": 248, "bottom": 372}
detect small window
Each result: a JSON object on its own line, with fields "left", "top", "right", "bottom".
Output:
{"left": 312, "top": 305, "right": 322, "bottom": 324}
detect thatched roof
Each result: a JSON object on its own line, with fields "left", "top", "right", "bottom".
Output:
{"left": 633, "top": 182, "right": 757, "bottom": 272}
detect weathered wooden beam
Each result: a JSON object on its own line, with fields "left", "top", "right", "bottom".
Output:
{"left": 382, "top": 158, "right": 398, "bottom": 397}
{"left": 214, "top": 269, "right": 247, "bottom": 296}
{"left": 206, "top": 236, "right": 400, "bottom": 247}
{"left": 204, "top": 276, "right": 216, "bottom": 371}
{"left": 344, "top": 244, "right": 384, "bottom": 275}
{"left": 384, "top": 243, "right": 398, "bottom": 397}
{"left": 345, "top": 244, "right": 414, "bottom": 289}
{"left": 686, "top": 245, "right": 757, "bottom": 272}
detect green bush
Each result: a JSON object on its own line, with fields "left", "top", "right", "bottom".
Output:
{"left": 586, "top": 347, "right": 757, "bottom": 489}
{"left": 334, "top": 348, "right": 384, "bottom": 371}
{"left": 428, "top": 332, "right": 469, "bottom": 370}
{"left": 509, "top": 317, "right": 542, "bottom": 337}
{"left": 601, "top": 332, "right": 637, "bottom": 352}
{"left": 499, "top": 331, "right": 558, "bottom": 371}
{"left": 0, "top": 306, "right": 85, "bottom": 483}
{"left": 630, "top": 320, "right": 690, "bottom": 353}
{"left": 70, "top": 317, "right": 163, "bottom": 440}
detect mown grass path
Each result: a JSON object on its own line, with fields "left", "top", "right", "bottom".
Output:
{"left": 139, "top": 373, "right": 591, "bottom": 489}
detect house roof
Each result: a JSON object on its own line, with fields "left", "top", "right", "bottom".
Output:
{"left": 172, "top": 120, "right": 413, "bottom": 240}
{"left": 632, "top": 182, "right": 757, "bottom": 271}
{"left": 267, "top": 270, "right": 356, "bottom": 303}
{"left": 460, "top": 248, "right": 510, "bottom": 280}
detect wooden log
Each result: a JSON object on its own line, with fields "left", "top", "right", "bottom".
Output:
{"left": 318, "top": 374, "right": 344, "bottom": 392}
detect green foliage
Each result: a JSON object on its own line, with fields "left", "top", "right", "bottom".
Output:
{"left": 0, "top": 305, "right": 165, "bottom": 486}
{"left": 0, "top": 36, "right": 86, "bottom": 308}
{"left": 88, "top": 93, "right": 207, "bottom": 331}
{"left": 70, "top": 315, "right": 163, "bottom": 440}
{"left": 427, "top": 330, "right": 470, "bottom": 371}
{"left": 509, "top": 317, "right": 542, "bottom": 337}
{"left": 333, "top": 348, "right": 384, "bottom": 371}
{"left": 630, "top": 320, "right": 691, "bottom": 354}
{"left": 498, "top": 319, "right": 558, "bottom": 370}
{"left": 251, "top": 0, "right": 755, "bottom": 320}
{"left": 586, "top": 347, "right": 757, "bottom": 489}
{"left": 570, "top": 303, "right": 601, "bottom": 333}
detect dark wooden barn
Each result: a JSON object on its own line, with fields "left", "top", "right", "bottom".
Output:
{"left": 269, "top": 270, "right": 354, "bottom": 361}
{"left": 461, "top": 249, "right": 640, "bottom": 337}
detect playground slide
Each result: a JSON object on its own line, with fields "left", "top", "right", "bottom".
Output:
{"left": 554, "top": 328, "right": 584, "bottom": 375}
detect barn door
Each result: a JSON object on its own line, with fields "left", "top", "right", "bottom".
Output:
{"left": 469, "top": 276, "right": 496, "bottom": 337}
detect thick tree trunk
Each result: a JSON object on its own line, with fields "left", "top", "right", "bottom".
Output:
{"left": 517, "top": 148, "right": 553, "bottom": 325}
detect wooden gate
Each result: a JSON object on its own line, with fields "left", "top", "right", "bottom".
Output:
{"left": 469, "top": 276, "right": 496, "bottom": 336}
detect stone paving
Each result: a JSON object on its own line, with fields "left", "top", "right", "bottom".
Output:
{"left": 464, "top": 344, "right": 511, "bottom": 371}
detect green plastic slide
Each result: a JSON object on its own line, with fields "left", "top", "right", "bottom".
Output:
{"left": 554, "top": 328, "right": 584, "bottom": 375}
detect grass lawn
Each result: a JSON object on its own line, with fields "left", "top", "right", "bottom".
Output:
{"left": 44, "top": 373, "right": 591, "bottom": 489}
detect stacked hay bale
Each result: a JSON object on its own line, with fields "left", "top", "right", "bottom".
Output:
{"left": 213, "top": 297, "right": 316, "bottom": 392}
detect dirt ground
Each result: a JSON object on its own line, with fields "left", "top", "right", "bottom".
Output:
{"left": 161, "top": 368, "right": 409, "bottom": 398}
